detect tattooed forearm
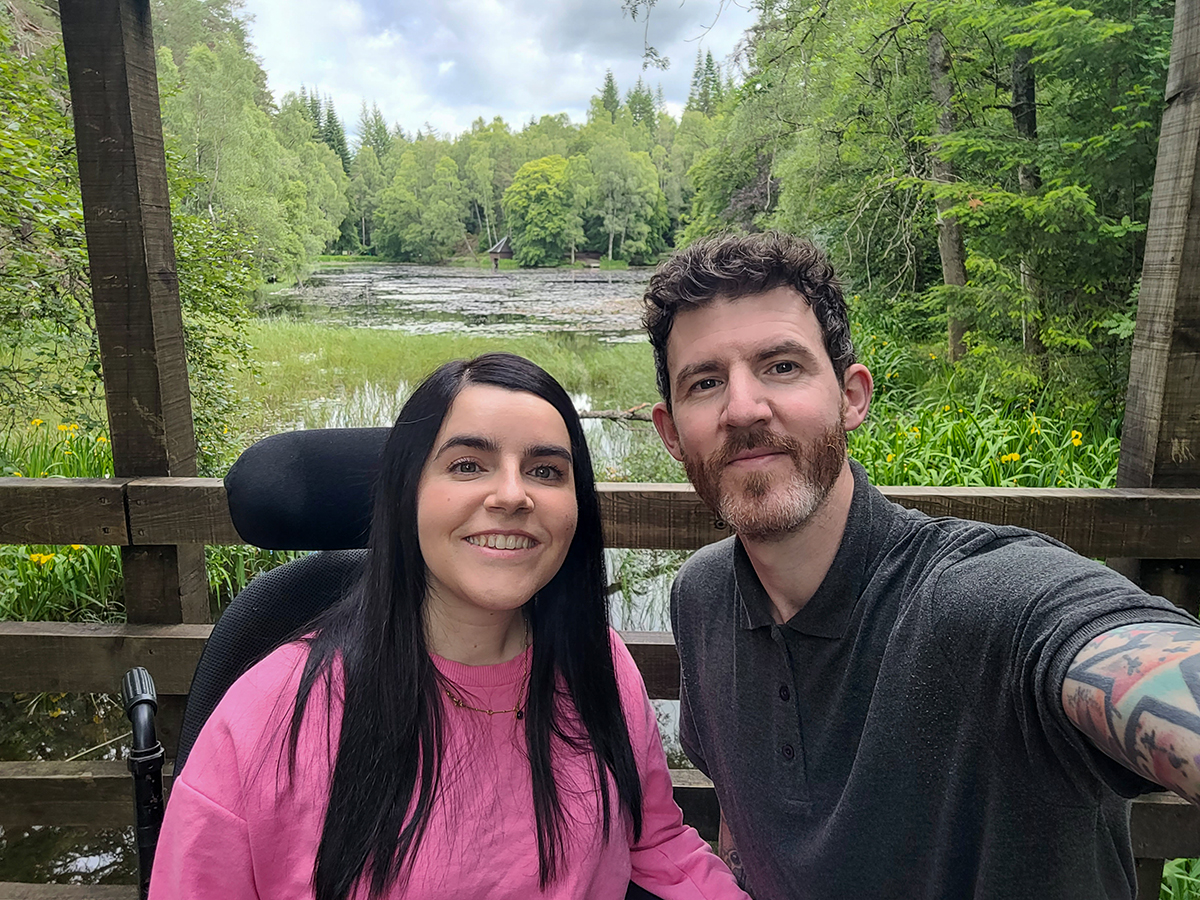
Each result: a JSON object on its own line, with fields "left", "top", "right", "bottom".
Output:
{"left": 718, "top": 812, "right": 747, "bottom": 889}
{"left": 1063, "top": 622, "right": 1200, "bottom": 806}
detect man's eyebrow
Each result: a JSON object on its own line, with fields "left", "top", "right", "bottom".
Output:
{"left": 755, "top": 340, "right": 821, "bottom": 367}
{"left": 674, "top": 358, "right": 722, "bottom": 392}
{"left": 435, "top": 434, "right": 498, "bottom": 456}
{"left": 526, "top": 444, "right": 573, "bottom": 464}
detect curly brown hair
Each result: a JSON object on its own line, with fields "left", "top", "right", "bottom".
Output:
{"left": 642, "top": 231, "right": 855, "bottom": 405}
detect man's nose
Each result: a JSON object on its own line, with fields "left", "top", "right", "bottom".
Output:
{"left": 721, "top": 367, "right": 771, "bottom": 429}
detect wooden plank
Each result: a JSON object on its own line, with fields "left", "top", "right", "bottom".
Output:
{"left": 1, "top": 760, "right": 1193, "bottom": 861}
{"left": 621, "top": 630, "right": 680, "bottom": 699}
{"left": 7, "top": 477, "right": 1200, "bottom": 559}
{"left": 125, "top": 478, "right": 238, "bottom": 545}
{"left": 0, "top": 885, "right": 136, "bottom": 900}
{"left": 58, "top": 0, "right": 206, "bottom": 625}
{"left": 0, "top": 623, "right": 210, "bottom": 695}
{"left": 0, "top": 479, "right": 128, "bottom": 546}
{"left": 1131, "top": 791, "right": 1200, "bottom": 858}
{"left": 0, "top": 625, "right": 680, "bottom": 699}
{"left": 1136, "top": 858, "right": 1165, "bottom": 900}
{"left": 1113, "top": 0, "right": 1200, "bottom": 614}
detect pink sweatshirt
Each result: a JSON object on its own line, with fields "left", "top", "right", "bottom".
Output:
{"left": 149, "top": 631, "right": 748, "bottom": 900}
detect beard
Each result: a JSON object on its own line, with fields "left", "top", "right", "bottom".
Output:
{"left": 682, "top": 414, "right": 847, "bottom": 542}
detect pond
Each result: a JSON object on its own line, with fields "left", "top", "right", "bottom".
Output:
{"left": 1, "top": 262, "right": 693, "bottom": 885}
{"left": 267, "top": 262, "right": 650, "bottom": 340}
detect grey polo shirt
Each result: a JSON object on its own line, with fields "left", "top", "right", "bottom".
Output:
{"left": 671, "top": 462, "right": 1197, "bottom": 899}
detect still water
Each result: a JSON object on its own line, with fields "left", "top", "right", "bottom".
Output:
{"left": 271, "top": 263, "right": 650, "bottom": 340}
{"left": 2, "top": 263, "right": 696, "bottom": 884}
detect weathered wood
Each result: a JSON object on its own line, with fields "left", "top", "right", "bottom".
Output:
{"left": 58, "top": 0, "right": 206, "bottom": 625}
{"left": 1, "top": 759, "right": 1193, "bottom": 861}
{"left": 1114, "top": 0, "right": 1200, "bottom": 618}
{"left": 0, "top": 623, "right": 210, "bottom": 695}
{"left": 1131, "top": 790, "right": 1200, "bottom": 858}
{"left": 125, "top": 478, "right": 238, "bottom": 545}
{"left": 0, "top": 885, "right": 136, "bottom": 900}
{"left": 621, "top": 631, "right": 681, "bottom": 699}
{"left": 1136, "top": 858, "right": 1166, "bottom": 900}
{"left": 9, "top": 478, "right": 1200, "bottom": 559}
{"left": 0, "top": 479, "right": 128, "bottom": 546}
{"left": 0, "top": 624, "right": 681, "bottom": 699}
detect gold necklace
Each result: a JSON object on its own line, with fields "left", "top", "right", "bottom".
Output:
{"left": 443, "top": 618, "right": 530, "bottom": 720}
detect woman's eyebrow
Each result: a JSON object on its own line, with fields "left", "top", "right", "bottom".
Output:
{"left": 526, "top": 444, "right": 572, "bottom": 463}
{"left": 435, "top": 434, "right": 498, "bottom": 456}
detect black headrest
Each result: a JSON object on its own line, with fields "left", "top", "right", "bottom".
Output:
{"left": 224, "top": 428, "right": 390, "bottom": 550}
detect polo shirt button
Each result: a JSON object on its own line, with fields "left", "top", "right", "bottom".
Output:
{"left": 781, "top": 743, "right": 795, "bottom": 760}
{"left": 778, "top": 684, "right": 790, "bottom": 702}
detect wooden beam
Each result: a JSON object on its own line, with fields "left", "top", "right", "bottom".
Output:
{"left": 0, "top": 625, "right": 681, "bottom": 699}
{"left": 0, "top": 478, "right": 128, "bottom": 546}
{"left": 0, "top": 886, "right": 136, "bottom": 900}
{"left": 1114, "top": 0, "right": 1200, "bottom": 615}
{"left": 58, "top": 0, "right": 206, "bottom": 625}
{"left": 0, "top": 759, "right": 1192, "bottom": 856}
{"left": 7, "top": 478, "right": 1200, "bottom": 559}
{"left": 0, "top": 622, "right": 211, "bottom": 695}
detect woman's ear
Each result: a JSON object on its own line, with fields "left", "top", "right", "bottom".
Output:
{"left": 651, "top": 401, "right": 685, "bottom": 462}
{"left": 841, "top": 364, "right": 873, "bottom": 432}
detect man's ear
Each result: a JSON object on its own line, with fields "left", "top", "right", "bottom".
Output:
{"left": 652, "top": 401, "right": 685, "bottom": 462}
{"left": 841, "top": 363, "right": 873, "bottom": 432}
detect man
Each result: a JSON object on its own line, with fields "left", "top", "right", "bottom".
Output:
{"left": 643, "top": 231, "right": 1200, "bottom": 898}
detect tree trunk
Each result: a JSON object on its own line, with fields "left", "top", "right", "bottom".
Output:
{"left": 1012, "top": 44, "right": 1047, "bottom": 359}
{"left": 608, "top": 228, "right": 614, "bottom": 260}
{"left": 928, "top": 29, "right": 968, "bottom": 361}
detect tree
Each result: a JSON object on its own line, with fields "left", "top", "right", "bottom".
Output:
{"left": 356, "top": 100, "right": 392, "bottom": 160}
{"left": 600, "top": 69, "right": 621, "bottom": 124}
{"left": 321, "top": 97, "right": 351, "bottom": 173}
{"left": 587, "top": 137, "right": 667, "bottom": 262}
{"left": 348, "top": 144, "right": 385, "bottom": 249}
{"left": 503, "top": 155, "right": 574, "bottom": 266}
{"left": 626, "top": 77, "right": 656, "bottom": 131}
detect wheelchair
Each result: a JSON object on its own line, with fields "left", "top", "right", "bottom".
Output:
{"left": 121, "top": 427, "right": 662, "bottom": 900}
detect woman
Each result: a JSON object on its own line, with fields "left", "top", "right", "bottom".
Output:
{"left": 150, "top": 352, "right": 748, "bottom": 900}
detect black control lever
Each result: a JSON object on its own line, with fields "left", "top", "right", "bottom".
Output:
{"left": 122, "top": 667, "right": 165, "bottom": 900}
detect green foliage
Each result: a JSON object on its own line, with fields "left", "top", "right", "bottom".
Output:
{"left": 1162, "top": 858, "right": 1200, "bottom": 900}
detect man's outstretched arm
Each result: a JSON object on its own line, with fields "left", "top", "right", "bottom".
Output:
{"left": 1062, "top": 622, "right": 1200, "bottom": 805}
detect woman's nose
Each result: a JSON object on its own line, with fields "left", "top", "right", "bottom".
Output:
{"left": 487, "top": 464, "right": 532, "bottom": 512}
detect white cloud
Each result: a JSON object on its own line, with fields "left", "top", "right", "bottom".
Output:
{"left": 239, "top": 0, "right": 757, "bottom": 139}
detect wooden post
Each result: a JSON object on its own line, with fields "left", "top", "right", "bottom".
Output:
{"left": 59, "top": 0, "right": 208, "bottom": 625}
{"left": 1114, "top": 0, "right": 1200, "bottom": 625}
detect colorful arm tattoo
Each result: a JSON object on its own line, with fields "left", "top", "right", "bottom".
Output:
{"left": 1062, "top": 622, "right": 1200, "bottom": 806}
{"left": 718, "top": 812, "right": 747, "bottom": 889}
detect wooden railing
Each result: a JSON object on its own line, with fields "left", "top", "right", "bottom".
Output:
{"left": 3, "top": 477, "right": 1200, "bottom": 899}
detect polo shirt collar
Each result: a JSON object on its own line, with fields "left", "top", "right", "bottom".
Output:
{"left": 733, "top": 460, "right": 878, "bottom": 639}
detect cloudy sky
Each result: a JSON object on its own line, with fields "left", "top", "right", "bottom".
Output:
{"left": 238, "top": 0, "right": 758, "bottom": 140}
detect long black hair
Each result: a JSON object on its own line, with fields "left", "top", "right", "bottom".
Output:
{"left": 287, "top": 352, "right": 643, "bottom": 899}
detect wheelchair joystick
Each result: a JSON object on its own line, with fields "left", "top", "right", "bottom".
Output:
{"left": 122, "top": 667, "right": 165, "bottom": 900}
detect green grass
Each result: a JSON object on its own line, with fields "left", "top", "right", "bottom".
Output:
{"left": 1163, "top": 858, "right": 1200, "bottom": 899}
{"left": 236, "top": 319, "right": 660, "bottom": 439}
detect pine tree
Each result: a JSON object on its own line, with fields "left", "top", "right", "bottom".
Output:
{"left": 600, "top": 69, "right": 620, "bottom": 124}
{"left": 321, "top": 98, "right": 351, "bottom": 173}
{"left": 685, "top": 49, "right": 704, "bottom": 113}
{"left": 356, "top": 100, "right": 391, "bottom": 159}
{"left": 704, "top": 50, "right": 723, "bottom": 109}
{"left": 304, "top": 87, "right": 323, "bottom": 130}
{"left": 655, "top": 83, "right": 666, "bottom": 113}
{"left": 626, "top": 77, "right": 655, "bottom": 129}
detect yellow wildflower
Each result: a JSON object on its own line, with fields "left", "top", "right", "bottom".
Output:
{"left": 70, "top": 544, "right": 82, "bottom": 550}
{"left": 62, "top": 449, "right": 72, "bottom": 455}
{"left": 943, "top": 405, "right": 951, "bottom": 412}
{"left": 30, "top": 418, "right": 44, "bottom": 427}
{"left": 96, "top": 435, "right": 107, "bottom": 443}
{"left": 1000, "top": 452, "right": 1021, "bottom": 464}
{"left": 886, "top": 453, "right": 895, "bottom": 463}
{"left": 930, "top": 353, "right": 937, "bottom": 360}
{"left": 1072, "top": 438, "right": 1082, "bottom": 447}
{"left": 958, "top": 408, "right": 964, "bottom": 414}
{"left": 1070, "top": 430, "right": 1082, "bottom": 440}
{"left": 57, "top": 423, "right": 69, "bottom": 431}
{"left": 28, "top": 552, "right": 55, "bottom": 565}
{"left": 911, "top": 426, "right": 920, "bottom": 436}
